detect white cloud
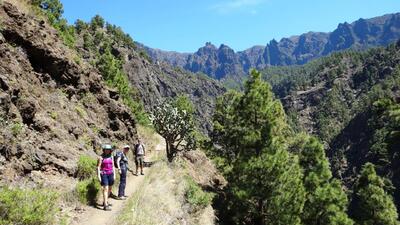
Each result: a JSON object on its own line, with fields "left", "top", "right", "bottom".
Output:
{"left": 211, "top": 0, "right": 265, "bottom": 14}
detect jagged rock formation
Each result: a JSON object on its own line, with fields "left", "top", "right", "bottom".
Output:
{"left": 0, "top": 2, "right": 138, "bottom": 183}
{"left": 142, "top": 12, "right": 400, "bottom": 80}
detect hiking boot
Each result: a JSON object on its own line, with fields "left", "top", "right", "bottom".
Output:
{"left": 141, "top": 172, "right": 144, "bottom": 175}
{"left": 117, "top": 196, "right": 127, "bottom": 200}
{"left": 103, "top": 205, "right": 111, "bottom": 211}
{"left": 109, "top": 193, "right": 117, "bottom": 199}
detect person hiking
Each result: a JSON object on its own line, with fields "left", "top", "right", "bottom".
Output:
{"left": 115, "top": 145, "right": 131, "bottom": 200}
{"left": 134, "top": 139, "right": 146, "bottom": 175}
{"left": 97, "top": 144, "right": 116, "bottom": 211}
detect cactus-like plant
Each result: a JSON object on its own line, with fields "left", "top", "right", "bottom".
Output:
{"left": 150, "top": 96, "right": 197, "bottom": 162}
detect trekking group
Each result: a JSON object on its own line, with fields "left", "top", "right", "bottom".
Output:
{"left": 97, "top": 139, "right": 146, "bottom": 211}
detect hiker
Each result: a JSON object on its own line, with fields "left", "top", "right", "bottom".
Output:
{"left": 115, "top": 145, "right": 131, "bottom": 200}
{"left": 97, "top": 144, "right": 116, "bottom": 211}
{"left": 134, "top": 139, "right": 146, "bottom": 175}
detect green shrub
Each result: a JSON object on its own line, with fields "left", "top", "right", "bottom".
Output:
{"left": 185, "top": 177, "right": 213, "bottom": 210}
{"left": 11, "top": 121, "right": 23, "bottom": 136}
{"left": 75, "top": 106, "right": 87, "bottom": 118}
{"left": 76, "top": 178, "right": 100, "bottom": 205}
{"left": 0, "top": 187, "right": 59, "bottom": 225}
{"left": 77, "top": 155, "right": 97, "bottom": 180}
{"left": 49, "top": 111, "right": 58, "bottom": 120}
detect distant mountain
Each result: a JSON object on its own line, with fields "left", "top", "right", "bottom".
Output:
{"left": 140, "top": 12, "right": 400, "bottom": 80}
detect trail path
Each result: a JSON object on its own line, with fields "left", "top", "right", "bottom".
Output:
{"left": 73, "top": 140, "right": 164, "bottom": 225}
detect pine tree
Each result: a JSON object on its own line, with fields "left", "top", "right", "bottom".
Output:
{"left": 351, "top": 163, "right": 399, "bottom": 225}
{"left": 212, "top": 70, "right": 305, "bottom": 225}
{"left": 297, "top": 135, "right": 353, "bottom": 225}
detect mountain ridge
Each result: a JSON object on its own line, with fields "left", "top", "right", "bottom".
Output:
{"left": 139, "top": 12, "right": 400, "bottom": 80}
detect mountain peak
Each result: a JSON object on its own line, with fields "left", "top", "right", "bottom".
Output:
{"left": 144, "top": 12, "right": 400, "bottom": 80}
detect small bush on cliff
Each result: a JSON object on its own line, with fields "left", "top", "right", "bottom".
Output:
{"left": 11, "top": 121, "right": 23, "bottom": 136}
{"left": 76, "top": 155, "right": 97, "bottom": 180}
{"left": 185, "top": 176, "right": 213, "bottom": 211}
{"left": 31, "top": 0, "right": 76, "bottom": 48}
{"left": 75, "top": 155, "right": 100, "bottom": 205}
{"left": 0, "top": 187, "right": 59, "bottom": 225}
{"left": 76, "top": 178, "right": 100, "bottom": 205}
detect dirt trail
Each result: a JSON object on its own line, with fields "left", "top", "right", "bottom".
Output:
{"left": 73, "top": 140, "right": 164, "bottom": 225}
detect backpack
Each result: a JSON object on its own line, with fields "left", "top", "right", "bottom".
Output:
{"left": 135, "top": 144, "right": 144, "bottom": 155}
{"left": 114, "top": 151, "right": 122, "bottom": 168}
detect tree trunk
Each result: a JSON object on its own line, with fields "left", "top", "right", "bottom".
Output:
{"left": 255, "top": 199, "right": 264, "bottom": 225}
{"left": 166, "top": 140, "right": 174, "bottom": 162}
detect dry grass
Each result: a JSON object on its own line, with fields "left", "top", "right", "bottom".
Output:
{"left": 117, "top": 152, "right": 216, "bottom": 225}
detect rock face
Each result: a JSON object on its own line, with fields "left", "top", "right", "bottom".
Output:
{"left": 81, "top": 40, "right": 227, "bottom": 134}
{"left": 120, "top": 48, "right": 226, "bottom": 133}
{"left": 142, "top": 12, "right": 400, "bottom": 80}
{"left": 0, "top": 2, "right": 138, "bottom": 183}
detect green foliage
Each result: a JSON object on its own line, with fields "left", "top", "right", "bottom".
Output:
{"left": 75, "top": 105, "right": 87, "bottom": 118}
{"left": 49, "top": 111, "right": 58, "bottom": 120}
{"left": 31, "top": 0, "right": 76, "bottom": 48}
{"left": 96, "top": 49, "right": 149, "bottom": 124}
{"left": 0, "top": 187, "right": 59, "bottom": 225}
{"left": 172, "top": 95, "right": 195, "bottom": 115}
{"left": 11, "top": 121, "right": 23, "bottom": 136}
{"left": 185, "top": 176, "right": 214, "bottom": 210}
{"left": 31, "top": 0, "right": 63, "bottom": 21}
{"left": 74, "top": 19, "right": 88, "bottom": 34}
{"left": 211, "top": 70, "right": 306, "bottom": 224}
{"left": 297, "top": 135, "right": 353, "bottom": 225}
{"left": 106, "top": 23, "right": 135, "bottom": 48}
{"left": 350, "top": 163, "right": 399, "bottom": 225}
{"left": 75, "top": 178, "right": 100, "bottom": 205}
{"left": 76, "top": 155, "right": 97, "bottom": 180}
{"left": 150, "top": 96, "right": 197, "bottom": 162}
{"left": 90, "top": 15, "right": 105, "bottom": 31}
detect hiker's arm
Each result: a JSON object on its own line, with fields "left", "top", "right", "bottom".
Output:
{"left": 144, "top": 145, "right": 146, "bottom": 156}
{"left": 112, "top": 156, "right": 116, "bottom": 180}
{"left": 116, "top": 157, "right": 121, "bottom": 174}
{"left": 97, "top": 158, "right": 102, "bottom": 181}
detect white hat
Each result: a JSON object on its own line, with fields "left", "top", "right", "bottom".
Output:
{"left": 123, "top": 145, "right": 130, "bottom": 149}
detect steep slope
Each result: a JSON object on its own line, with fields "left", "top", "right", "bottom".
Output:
{"left": 73, "top": 23, "right": 226, "bottom": 134}
{"left": 0, "top": 2, "right": 138, "bottom": 184}
{"left": 142, "top": 12, "right": 400, "bottom": 80}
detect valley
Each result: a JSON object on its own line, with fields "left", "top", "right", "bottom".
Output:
{"left": 0, "top": 0, "right": 400, "bottom": 225}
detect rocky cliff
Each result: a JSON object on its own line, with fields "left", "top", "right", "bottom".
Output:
{"left": 142, "top": 12, "right": 400, "bottom": 80}
{"left": 0, "top": 2, "right": 139, "bottom": 184}
{"left": 74, "top": 29, "right": 226, "bottom": 134}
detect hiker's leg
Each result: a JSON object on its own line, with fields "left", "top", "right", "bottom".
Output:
{"left": 103, "top": 186, "right": 109, "bottom": 206}
{"left": 135, "top": 157, "right": 139, "bottom": 174}
{"left": 108, "top": 174, "right": 115, "bottom": 197}
{"left": 140, "top": 157, "right": 144, "bottom": 174}
{"left": 118, "top": 168, "right": 127, "bottom": 197}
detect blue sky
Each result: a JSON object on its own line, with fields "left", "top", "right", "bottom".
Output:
{"left": 60, "top": 0, "right": 400, "bottom": 53}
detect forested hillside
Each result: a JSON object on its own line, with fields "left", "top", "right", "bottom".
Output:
{"left": 260, "top": 41, "right": 400, "bottom": 214}
{"left": 206, "top": 70, "right": 400, "bottom": 225}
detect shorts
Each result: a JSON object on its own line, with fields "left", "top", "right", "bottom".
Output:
{"left": 135, "top": 155, "right": 144, "bottom": 166}
{"left": 100, "top": 173, "right": 114, "bottom": 186}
